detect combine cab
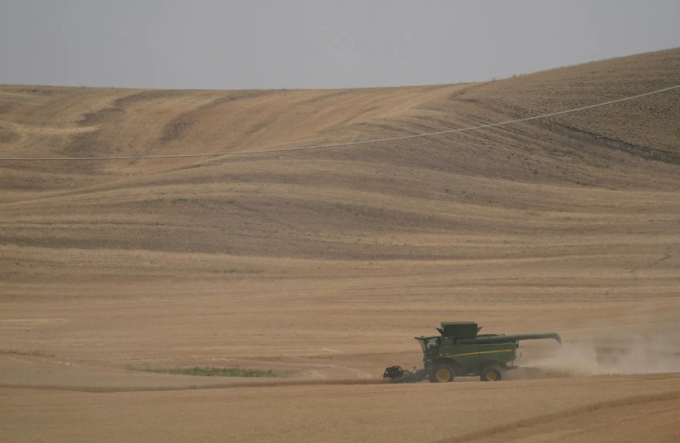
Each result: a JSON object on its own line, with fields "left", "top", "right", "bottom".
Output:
{"left": 384, "top": 322, "right": 561, "bottom": 383}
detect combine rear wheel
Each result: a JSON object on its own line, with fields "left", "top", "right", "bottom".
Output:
{"left": 480, "top": 366, "right": 502, "bottom": 382}
{"left": 429, "top": 364, "right": 455, "bottom": 383}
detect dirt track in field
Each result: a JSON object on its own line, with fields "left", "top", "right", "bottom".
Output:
{"left": 1, "top": 48, "right": 680, "bottom": 442}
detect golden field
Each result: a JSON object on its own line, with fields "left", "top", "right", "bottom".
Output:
{"left": 1, "top": 48, "right": 680, "bottom": 442}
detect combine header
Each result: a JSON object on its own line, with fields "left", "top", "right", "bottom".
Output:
{"left": 383, "top": 322, "right": 561, "bottom": 383}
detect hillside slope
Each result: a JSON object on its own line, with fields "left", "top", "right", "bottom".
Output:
{"left": 1, "top": 49, "right": 679, "bottom": 264}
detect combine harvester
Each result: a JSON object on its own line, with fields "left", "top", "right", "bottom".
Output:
{"left": 384, "top": 322, "right": 561, "bottom": 383}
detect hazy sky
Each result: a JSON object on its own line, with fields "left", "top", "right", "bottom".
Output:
{"left": 1, "top": 0, "right": 679, "bottom": 89}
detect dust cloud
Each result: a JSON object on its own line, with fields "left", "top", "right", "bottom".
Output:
{"left": 526, "top": 336, "right": 680, "bottom": 376}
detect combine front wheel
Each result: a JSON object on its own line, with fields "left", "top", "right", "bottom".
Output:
{"left": 429, "top": 364, "right": 455, "bottom": 383}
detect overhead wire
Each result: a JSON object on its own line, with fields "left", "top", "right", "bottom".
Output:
{"left": 0, "top": 84, "right": 678, "bottom": 162}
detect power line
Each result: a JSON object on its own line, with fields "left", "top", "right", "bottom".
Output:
{"left": 0, "top": 84, "right": 678, "bottom": 162}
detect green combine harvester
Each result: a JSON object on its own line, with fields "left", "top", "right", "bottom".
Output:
{"left": 383, "top": 322, "right": 561, "bottom": 383}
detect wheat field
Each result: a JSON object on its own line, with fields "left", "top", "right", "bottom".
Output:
{"left": 1, "top": 48, "right": 680, "bottom": 442}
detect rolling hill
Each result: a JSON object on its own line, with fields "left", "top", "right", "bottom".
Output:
{"left": 1, "top": 48, "right": 680, "bottom": 443}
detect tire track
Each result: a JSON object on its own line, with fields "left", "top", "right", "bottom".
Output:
{"left": 431, "top": 390, "right": 680, "bottom": 443}
{"left": 0, "top": 377, "right": 388, "bottom": 393}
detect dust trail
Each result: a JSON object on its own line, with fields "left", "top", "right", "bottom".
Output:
{"left": 525, "top": 335, "right": 680, "bottom": 377}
